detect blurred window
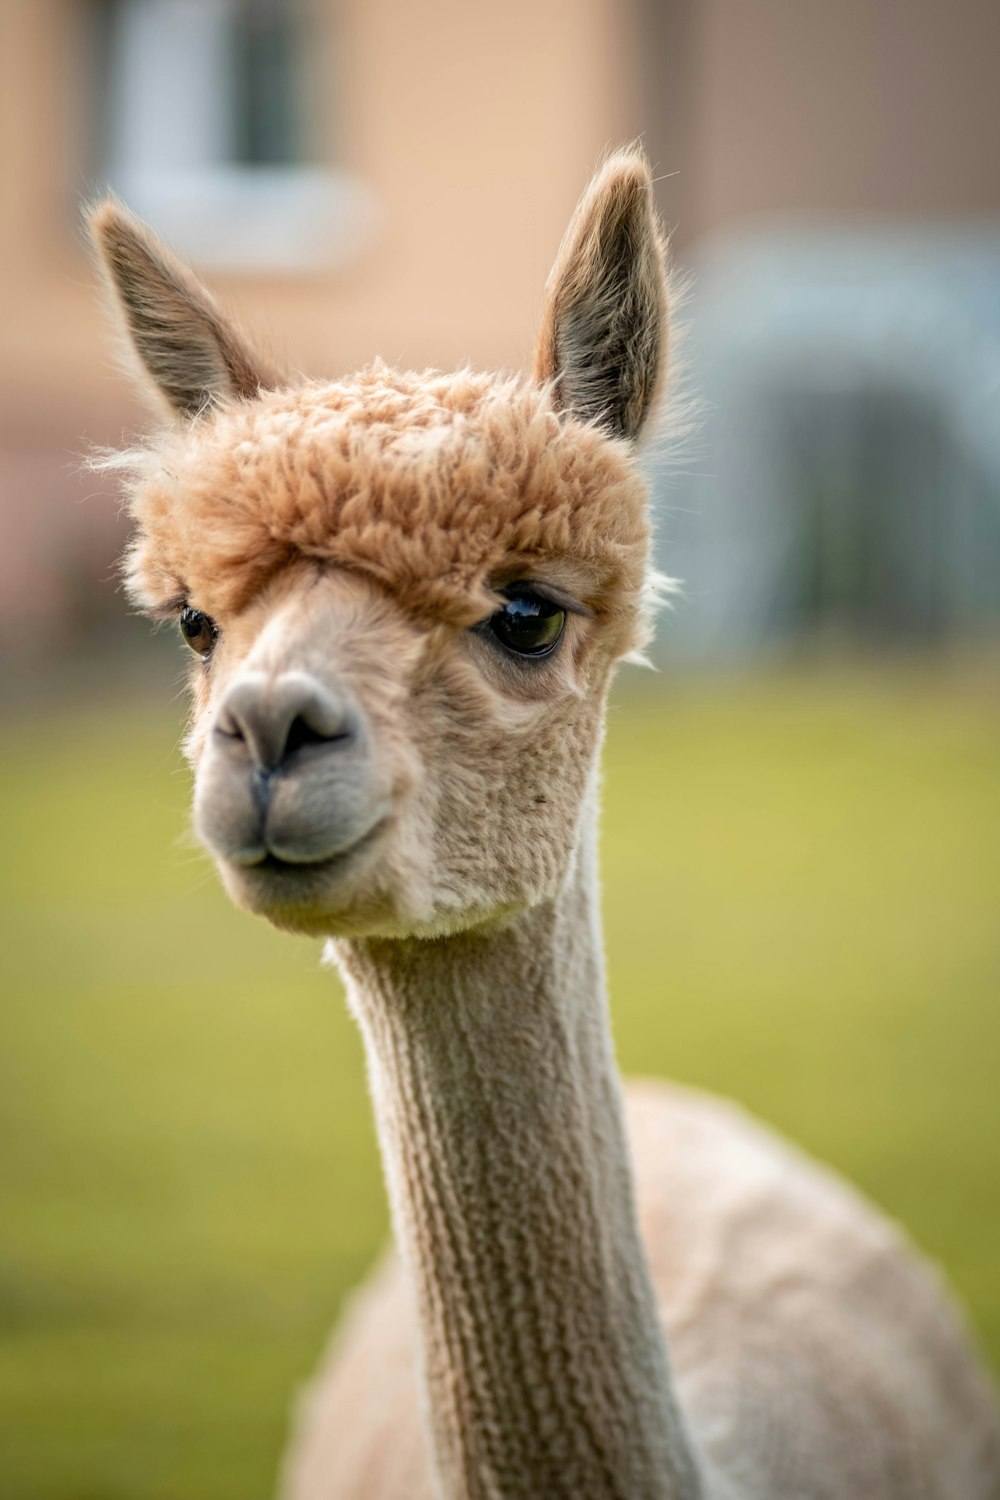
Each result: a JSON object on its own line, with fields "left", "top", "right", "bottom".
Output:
{"left": 88, "top": 0, "right": 373, "bottom": 271}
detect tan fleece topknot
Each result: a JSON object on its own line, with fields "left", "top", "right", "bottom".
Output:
{"left": 120, "top": 361, "right": 650, "bottom": 631}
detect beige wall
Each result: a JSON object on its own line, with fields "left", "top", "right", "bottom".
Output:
{"left": 4, "top": 0, "right": 1000, "bottom": 648}
{"left": 0, "top": 0, "right": 641, "bottom": 411}
{"left": 641, "top": 0, "right": 1000, "bottom": 250}
{"left": 5, "top": 0, "right": 1000, "bottom": 429}
{"left": 0, "top": 0, "right": 643, "bottom": 647}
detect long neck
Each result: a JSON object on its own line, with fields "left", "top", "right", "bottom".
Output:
{"left": 335, "top": 809, "right": 703, "bottom": 1500}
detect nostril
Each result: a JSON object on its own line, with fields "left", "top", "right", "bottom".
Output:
{"left": 213, "top": 673, "right": 358, "bottom": 773}
{"left": 215, "top": 714, "right": 245, "bottom": 743}
{"left": 283, "top": 712, "right": 349, "bottom": 759}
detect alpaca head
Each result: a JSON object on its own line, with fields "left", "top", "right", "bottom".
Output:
{"left": 90, "top": 150, "right": 671, "bottom": 939}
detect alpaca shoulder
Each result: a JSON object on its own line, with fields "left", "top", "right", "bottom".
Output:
{"left": 624, "top": 1079, "right": 1000, "bottom": 1500}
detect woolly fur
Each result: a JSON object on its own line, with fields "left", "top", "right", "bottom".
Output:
{"left": 114, "top": 366, "right": 653, "bottom": 649}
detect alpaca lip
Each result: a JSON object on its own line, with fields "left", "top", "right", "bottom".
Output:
{"left": 254, "top": 853, "right": 327, "bottom": 875}
{"left": 237, "top": 818, "right": 387, "bottom": 882}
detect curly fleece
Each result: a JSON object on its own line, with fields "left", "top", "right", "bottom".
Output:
{"left": 119, "top": 361, "right": 651, "bottom": 634}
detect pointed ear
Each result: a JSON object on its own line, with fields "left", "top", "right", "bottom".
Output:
{"left": 87, "top": 197, "right": 276, "bottom": 419}
{"left": 534, "top": 147, "right": 668, "bottom": 443}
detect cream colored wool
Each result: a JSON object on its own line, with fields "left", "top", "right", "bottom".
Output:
{"left": 89, "top": 148, "right": 1000, "bottom": 1499}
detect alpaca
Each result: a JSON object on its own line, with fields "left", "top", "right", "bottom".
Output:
{"left": 89, "top": 150, "right": 1000, "bottom": 1500}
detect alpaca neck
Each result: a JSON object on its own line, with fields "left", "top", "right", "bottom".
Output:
{"left": 335, "top": 810, "right": 703, "bottom": 1500}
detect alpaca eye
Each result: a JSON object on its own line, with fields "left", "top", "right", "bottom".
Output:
{"left": 487, "top": 589, "right": 566, "bottom": 658}
{"left": 179, "top": 606, "right": 218, "bottom": 657}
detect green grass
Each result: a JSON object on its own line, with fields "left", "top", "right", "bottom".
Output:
{"left": 2, "top": 663, "right": 998, "bottom": 1499}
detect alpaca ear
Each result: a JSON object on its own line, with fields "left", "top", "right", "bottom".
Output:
{"left": 88, "top": 197, "right": 274, "bottom": 419}
{"left": 534, "top": 147, "right": 668, "bottom": 443}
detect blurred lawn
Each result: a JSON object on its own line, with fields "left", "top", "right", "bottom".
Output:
{"left": 1, "top": 662, "right": 998, "bottom": 1500}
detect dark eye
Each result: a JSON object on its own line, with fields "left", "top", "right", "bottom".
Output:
{"left": 486, "top": 588, "right": 566, "bottom": 659}
{"left": 179, "top": 605, "right": 218, "bottom": 658}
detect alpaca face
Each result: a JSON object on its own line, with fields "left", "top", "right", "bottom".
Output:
{"left": 90, "top": 149, "right": 670, "bottom": 939}
{"left": 183, "top": 546, "right": 614, "bottom": 939}
{"left": 127, "top": 370, "right": 652, "bottom": 939}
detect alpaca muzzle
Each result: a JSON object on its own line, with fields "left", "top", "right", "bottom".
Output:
{"left": 193, "top": 668, "right": 385, "bottom": 873}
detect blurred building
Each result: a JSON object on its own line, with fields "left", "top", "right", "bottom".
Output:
{"left": 642, "top": 0, "right": 1000, "bottom": 661}
{"left": 1, "top": 0, "right": 999, "bottom": 661}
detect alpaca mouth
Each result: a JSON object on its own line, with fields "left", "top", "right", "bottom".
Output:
{"left": 235, "top": 818, "right": 388, "bottom": 886}
{"left": 253, "top": 853, "right": 328, "bottom": 875}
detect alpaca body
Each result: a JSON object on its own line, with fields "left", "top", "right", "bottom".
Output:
{"left": 88, "top": 148, "right": 1000, "bottom": 1500}
{"left": 284, "top": 1076, "right": 1000, "bottom": 1500}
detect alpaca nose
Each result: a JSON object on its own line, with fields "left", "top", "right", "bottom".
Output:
{"left": 214, "top": 672, "right": 357, "bottom": 775}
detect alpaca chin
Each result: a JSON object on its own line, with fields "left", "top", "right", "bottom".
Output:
{"left": 212, "top": 828, "right": 396, "bottom": 940}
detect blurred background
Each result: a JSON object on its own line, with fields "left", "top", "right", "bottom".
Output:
{"left": 1, "top": 3, "right": 998, "bottom": 1497}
